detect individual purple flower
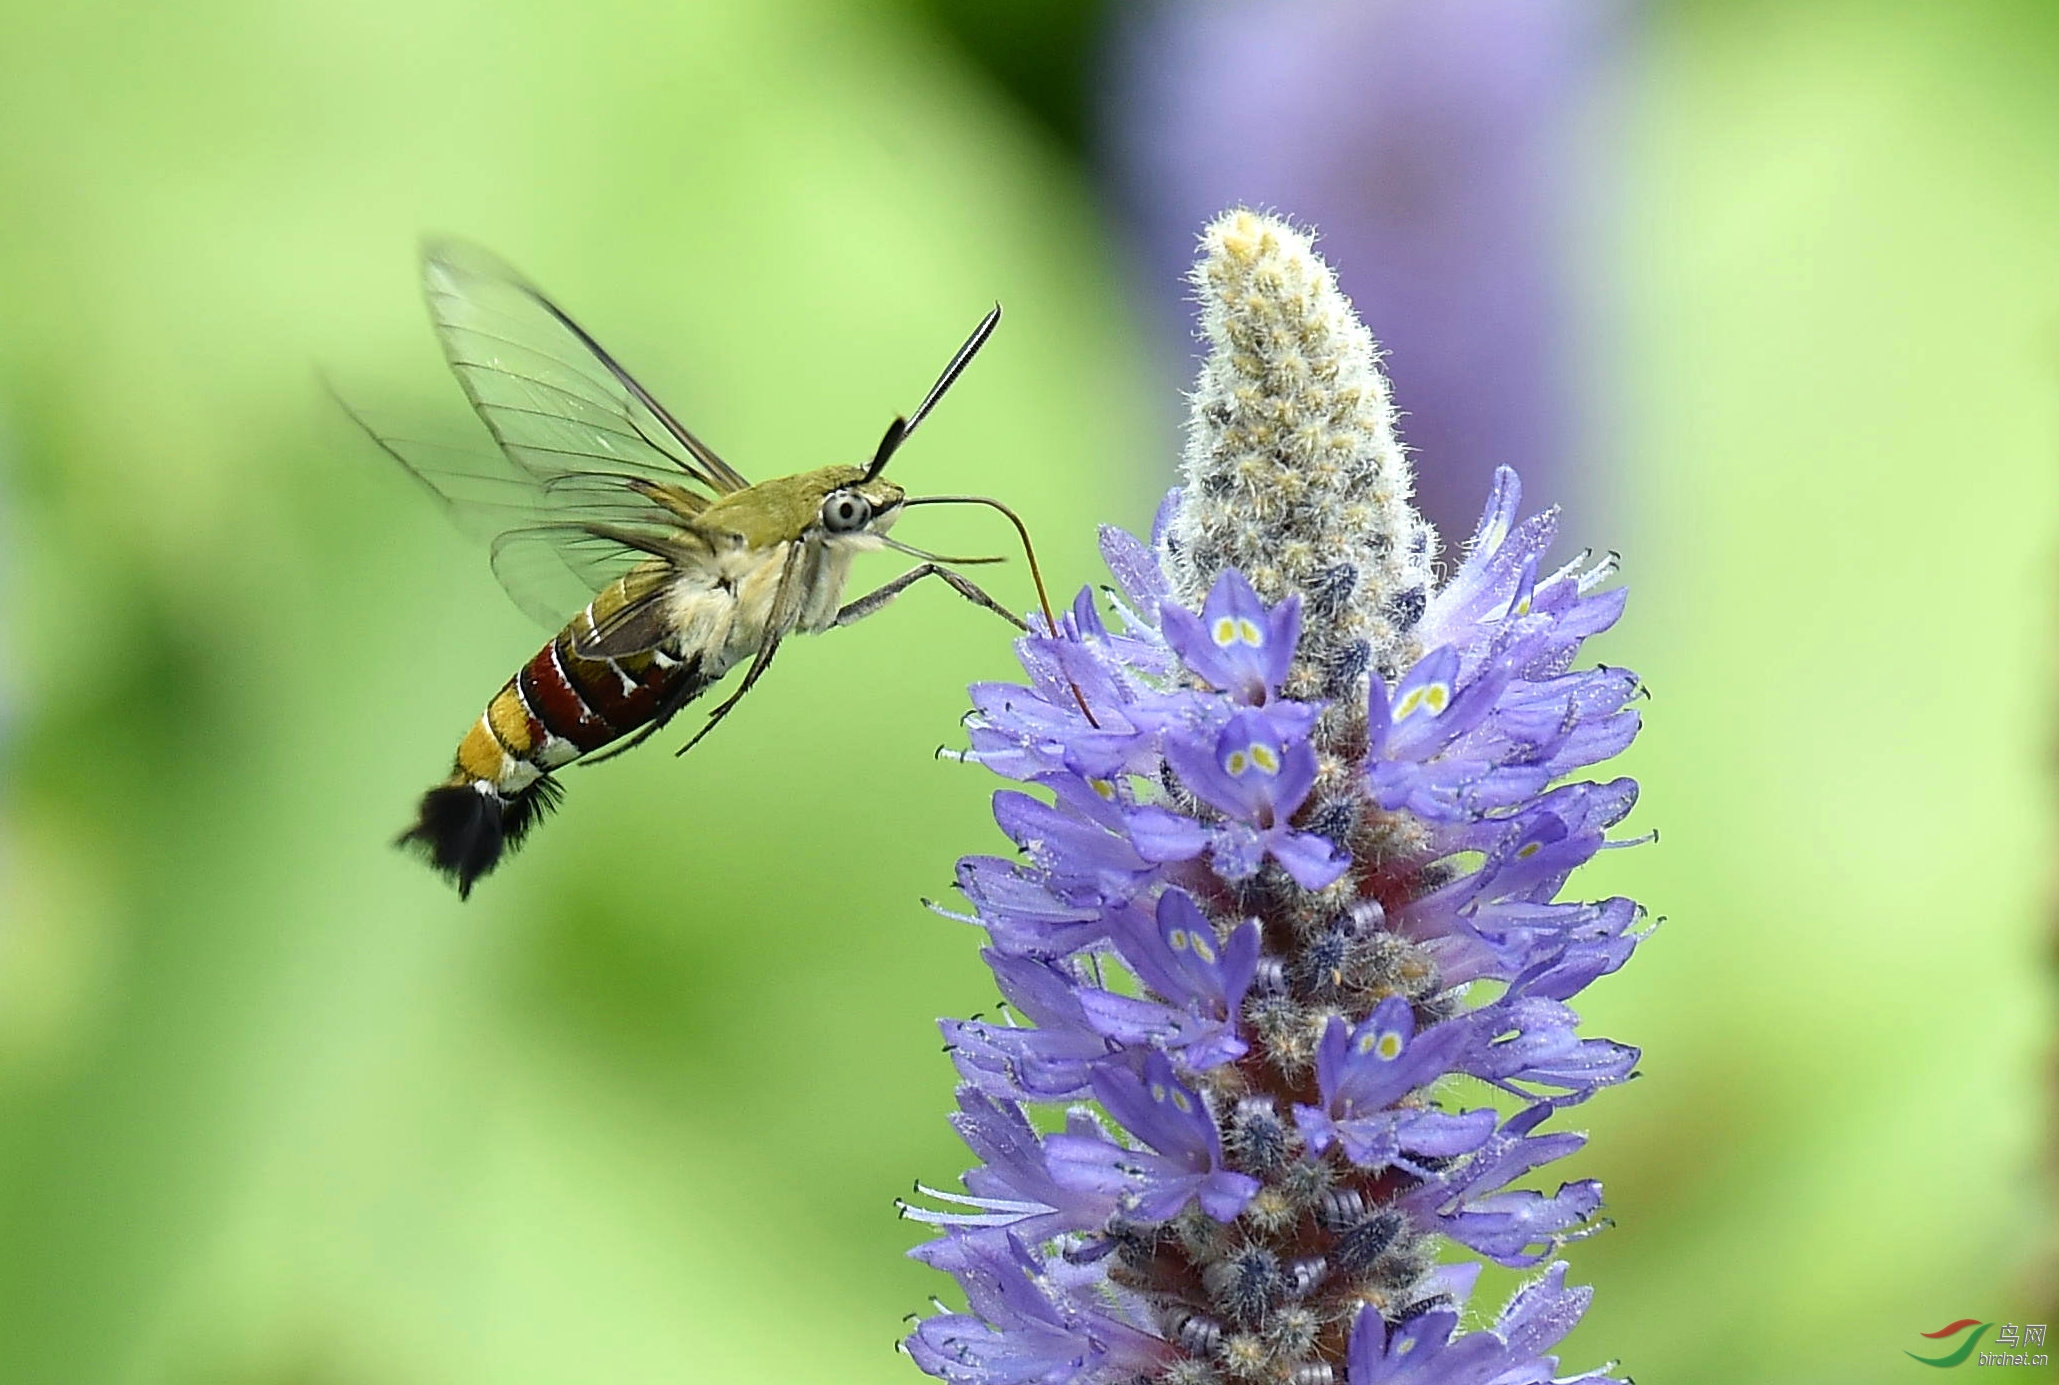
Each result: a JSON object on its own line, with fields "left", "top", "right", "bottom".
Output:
{"left": 1292, "top": 1000, "right": 1499, "bottom": 1173}
{"left": 1077, "top": 890, "right": 1260, "bottom": 1070}
{"left": 1158, "top": 569, "right": 1301, "bottom": 706}
{"left": 1398, "top": 1104, "right": 1604, "bottom": 1268}
{"left": 1043, "top": 1052, "right": 1261, "bottom": 1225}
{"left": 992, "top": 776, "right": 1161, "bottom": 908}
{"left": 1152, "top": 709, "right": 1347, "bottom": 888}
{"left": 907, "top": 1234, "right": 1173, "bottom": 1385}
{"left": 899, "top": 1090, "right": 1125, "bottom": 1245}
{"left": 1346, "top": 1263, "right": 1615, "bottom": 1385}
{"left": 941, "top": 952, "right": 1110, "bottom": 1102}
{"left": 947, "top": 856, "right": 1108, "bottom": 960}
{"left": 1098, "top": 513, "right": 1174, "bottom": 627}
{"left": 1459, "top": 991, "right": 1639, "bottom": 1103}
{"left": 905, "top": 213, "right": 1641, "bottom": 1385}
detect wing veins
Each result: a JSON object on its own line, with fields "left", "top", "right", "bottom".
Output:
{"left": 428, "top": 263, "right": 749, "bottom": 495}
{"left": 444, "top": 356, "right": 725, "bottom": 489}
{"left": 334, "top": 385, "right": 682, "bottom": 630}
{"left": 514, "top": 287, "right": 752, "bottom": 494}
{"left": 466, "top": 400, "right": 667, "bottom": 454}
{"left": 377, "top": 241, "right": 763, "bottom": 632}
{"left": 490, "top": 441, "right": 715, "bottom": 470}
{"left": 435, "top": 323, "right": 634, "bottom": 406}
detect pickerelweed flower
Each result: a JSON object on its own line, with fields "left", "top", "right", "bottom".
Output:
{"left": 904, "top": 210, "right": 1646, "bottom": 1385}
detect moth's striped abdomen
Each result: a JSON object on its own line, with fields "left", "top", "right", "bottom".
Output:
{"left": 402, "top": 582, "right": 705, "bottom": 897}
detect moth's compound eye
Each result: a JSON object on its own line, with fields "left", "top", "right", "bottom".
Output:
{"left": 822, "top": 491, "right": 872, "bottom": 533}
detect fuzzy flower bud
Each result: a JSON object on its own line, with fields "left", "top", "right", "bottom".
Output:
{"left": 904, "top": 213, "right": 1643, "bottom": 1385}
{"left": 1166, "top": 209, "right": 1437, "bottom": 702}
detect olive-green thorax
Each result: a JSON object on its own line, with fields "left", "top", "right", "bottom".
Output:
{"left": 695, "top": 465, "right": 906, "bottom": 548}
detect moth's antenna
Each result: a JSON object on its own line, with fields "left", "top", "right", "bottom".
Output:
{"left": 865, "top": 416, "right": 907, "bottom": 481}
{"left": 865, "top": 305, "right": 1002, "bottom": 481}
{"left": 905, "top": 305, "right": 1001, "bottom": 438}
{"left": 901, "top": 493, "right": 1099, "bottom": 727}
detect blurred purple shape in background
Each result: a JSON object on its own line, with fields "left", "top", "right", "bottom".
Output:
{"left": 1103, "top": 0, "right": 1634, "bottom": 547}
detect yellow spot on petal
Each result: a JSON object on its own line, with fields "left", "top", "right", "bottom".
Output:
{"left": 1357, "top": 1029, "right": 1406, "bottom": 1059}
{"left": 1089, "top": 778, "right": 1116, "bottom": 800}
{"left": 1169, "top": 930, "right": 1191, "bottom": 953}
{"left": 1171, "top": 1089, "right": 1193, "bottom": 1113}
{"left": 1517, "top": 841, "right": 1541, "bottom": 859}
{"left": 1151, "top": 1083, "right": 1169, "bottom": 1103}
{"left": 1395, "top": 681, "right": 1451, "bottom": 721}
{"left": 1226, "top": 750, "right": 1249, "bottom": 775}
{"left": 1190, "top": 934, "right": 1217, "bottom": 964}
{"left": 1212, "top": 617, "right": 1240, "bottom": 647}
{"left": 1236, "top": 618, "right": 1264, "bottom": 646}
{"left": 1249, "top": 743, "right": 1280, "bottom": 775}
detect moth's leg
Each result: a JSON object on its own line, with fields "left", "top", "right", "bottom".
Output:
{"left": 675, "top": 541, "right": 812, "bottom": 758}
{"left": 577, "top": 720, "right": 661, "bottom": 767}
{"left": 835, "top": 564, "right": 1028, "bottom": 632}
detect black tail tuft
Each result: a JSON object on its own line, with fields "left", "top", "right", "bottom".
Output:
{"left": 501, "top": 774, "right": 564, "bottom": 850}
{"left": 398, "top": 776, "right": 565, "bottom": 899}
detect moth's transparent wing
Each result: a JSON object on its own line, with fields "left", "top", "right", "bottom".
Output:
{"left": 493, "top": 520, "right": 707, "bottom": 660}
{"left": 336, "top": 400, "right": 686, "bottom": 652}
{"left": 421, "top": 240, "right": 751, "bottom": 497}
{"left": 488, "top": 523, "right": 649, "bottom": 632}
{"left": 340, "top": 242, "right": 742, "bottom": 653}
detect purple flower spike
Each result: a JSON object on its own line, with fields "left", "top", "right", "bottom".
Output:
{"left": 1159, "top": 569, "right": 1301, "bottom": 705}
{"left": 907, "top": 214, "right": 1642, "bottom": 1385}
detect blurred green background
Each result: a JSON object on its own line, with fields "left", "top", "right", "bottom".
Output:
{"left": 0, "top": 1, "right": 2053, "bottom": 1382}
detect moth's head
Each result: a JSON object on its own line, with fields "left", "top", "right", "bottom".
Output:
{"left": 809, "top": 464, "right": 905, "bottom": 543}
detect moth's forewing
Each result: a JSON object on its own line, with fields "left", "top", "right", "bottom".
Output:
{"left": 421, "top": 240, "right": 750, "bottom": 496}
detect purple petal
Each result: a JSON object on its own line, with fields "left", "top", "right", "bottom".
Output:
{"left": 1099, "top": 523, "right": 1171, "bottom": 622}
{"left": 1124, "top": 805, "right": 1210, "bottom": 864}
